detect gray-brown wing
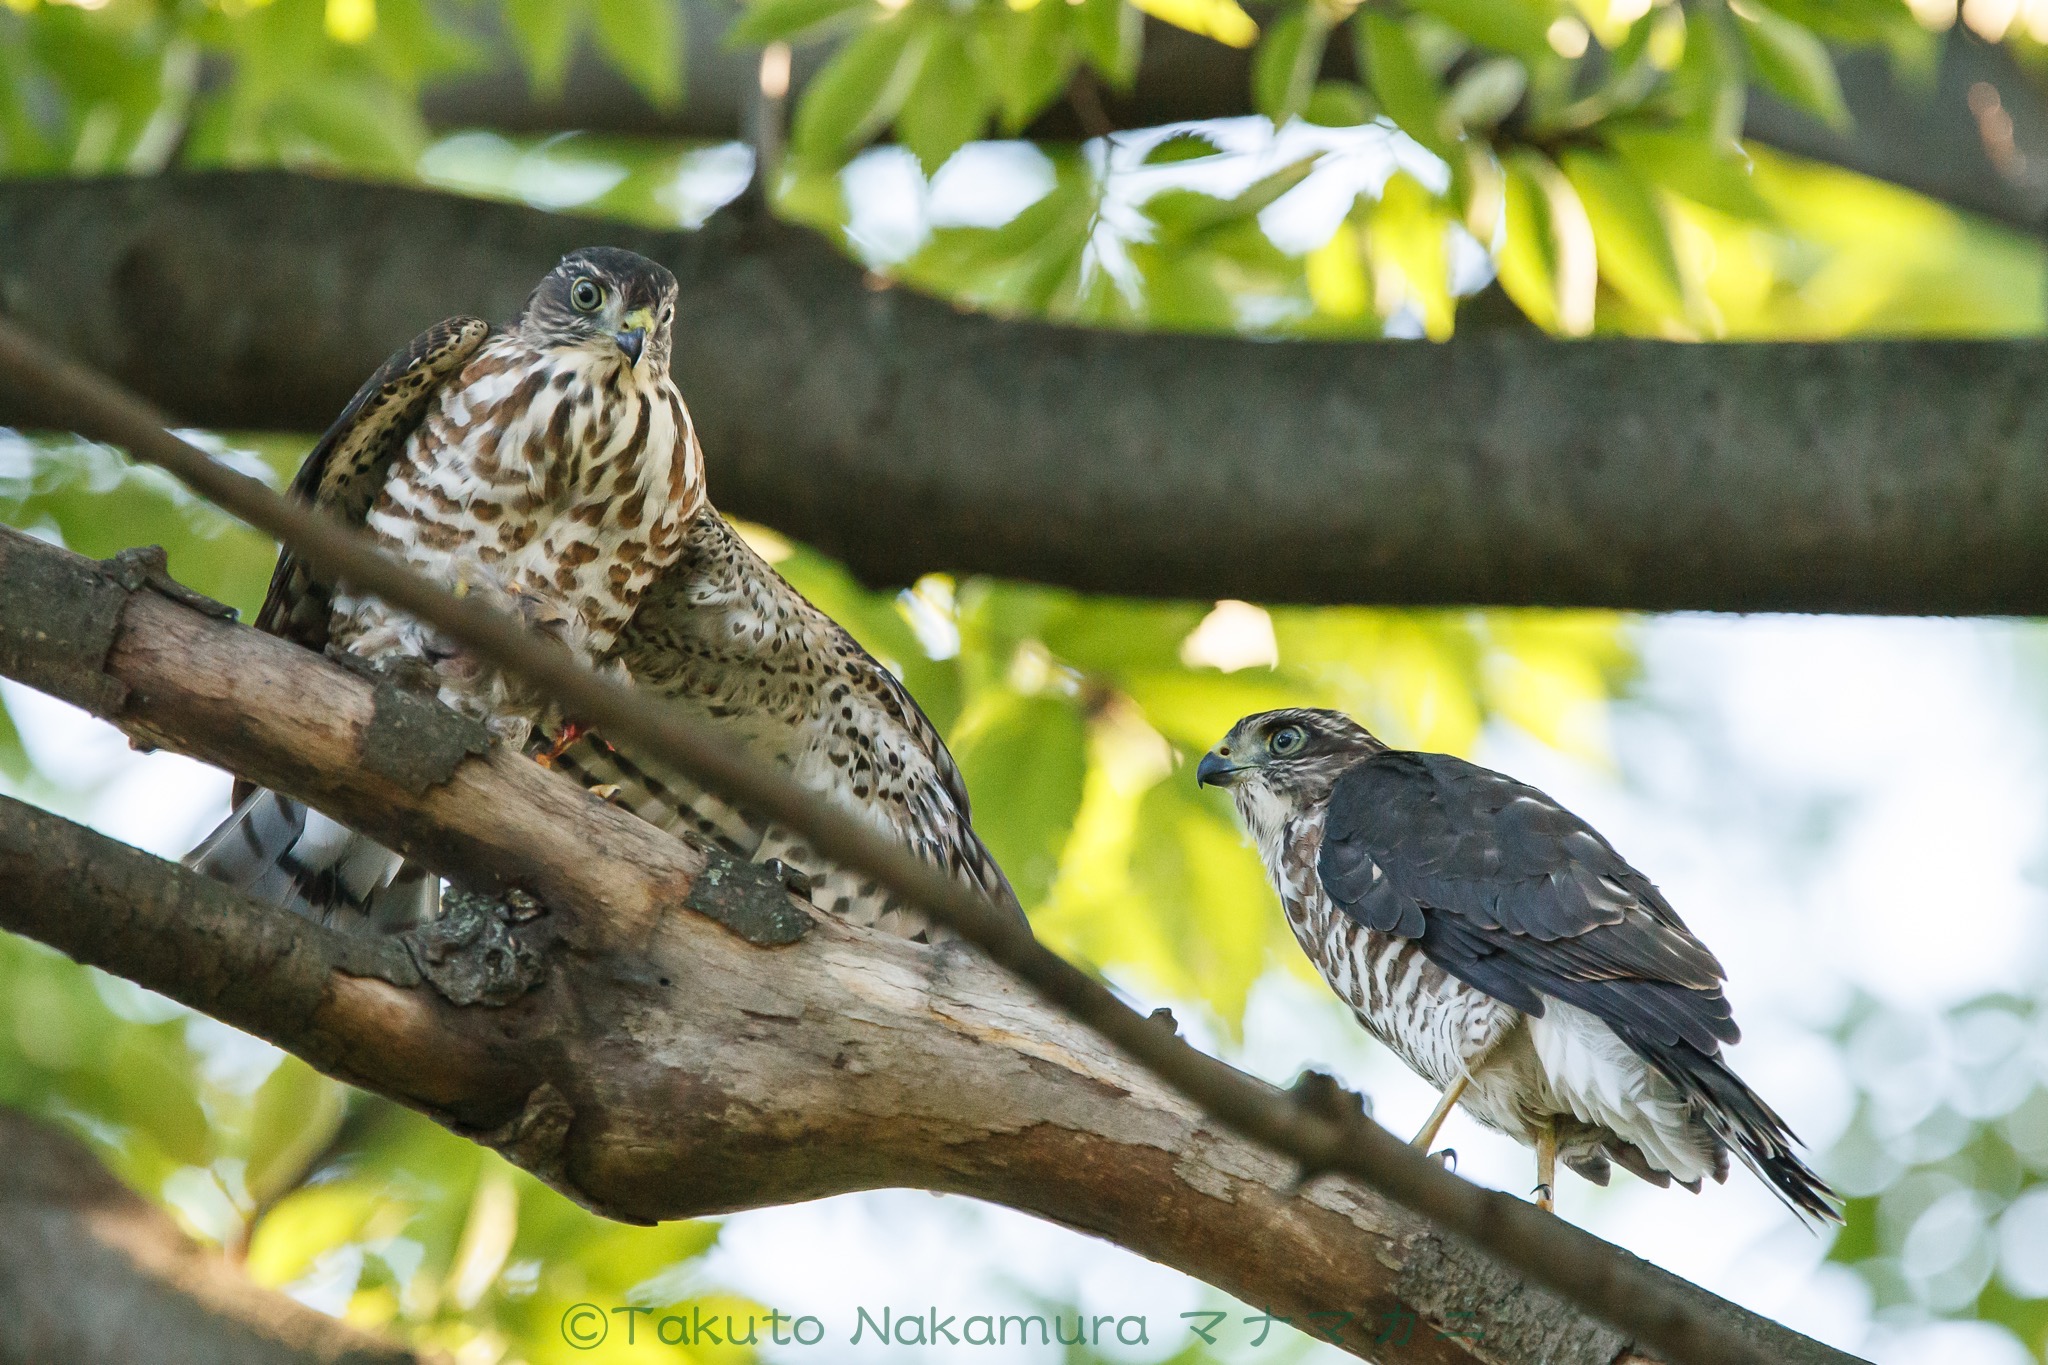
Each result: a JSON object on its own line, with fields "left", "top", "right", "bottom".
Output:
{"left": 254, "top": 316, "right": 490, "bottom": 651}
{"left": 550, "top": 511, "right": 1027, "bottom": 941}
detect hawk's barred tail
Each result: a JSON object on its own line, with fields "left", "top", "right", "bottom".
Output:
{"left": 1647, "top": 1037, "right": 1842, "bottom": 1226}
{"left": 185, "top": 790, "right": 439, "bottom": 932}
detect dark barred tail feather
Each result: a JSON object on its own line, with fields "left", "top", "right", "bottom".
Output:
{"left": 1642, "top": 1037, "right": 1841, "bottom": 1226}
{"left": 185, "top": 789, "right": 438, "bottom": 932}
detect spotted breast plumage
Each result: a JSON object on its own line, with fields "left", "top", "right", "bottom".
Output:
{"left": 187, "top": 247, "right": 702, "bottom": 926}
{"left": 549, "top": 508, "right": 1025, "bottom": 942}
{"left": 1198, "top": 707, "right": 1837, "bottom": 1223}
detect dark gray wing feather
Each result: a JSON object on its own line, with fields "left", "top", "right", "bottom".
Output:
{"left": 254, "top": 316, "right": 490, "bottom": 651}
{"left": 1317, "top": 749, "right": 1838, "bottom": 1222}
{"left": 1317, "top": 749, "right": 1730, "bottom": 1050}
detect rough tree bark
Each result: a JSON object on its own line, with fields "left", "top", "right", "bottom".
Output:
{"left": 2, "top": 172, "right": 2047, "bottom": 615}
{"left": 419, "top": 3, "right": 2048, "bottom": 234}
{"left": 0, "top": 523, "right": 1864, "bottom": 1365}
{"left": 0, "top": 1108, "right": 423, "bottom": 1365}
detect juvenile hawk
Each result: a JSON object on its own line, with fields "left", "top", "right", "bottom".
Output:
{"left": 1198, "top": 707, "right": 1836, "bottom": 1221}
{"left": 548, "top": 509, "right": 1026, "bottom": 942}
{"left": 191, "top": 245, "right": 1020, "bottom": 944}
{"left": 189, "top": 247, "right": 701, "bottom": 925}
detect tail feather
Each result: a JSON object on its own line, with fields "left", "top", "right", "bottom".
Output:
{"left": 185, "top": 790, "right": 437, "bottom": 931}
{"left": 1642, "top": 1037, "right": 1841, "bottom": 1225}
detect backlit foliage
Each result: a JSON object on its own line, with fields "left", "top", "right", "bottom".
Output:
{"left": 4, "top": 0, "right": 2048, "bottom": 1358}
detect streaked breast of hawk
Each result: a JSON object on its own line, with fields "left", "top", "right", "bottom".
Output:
{"left": 1198, "top": 707, "right": 1836, "bottom": 1223}
{"left": 188, "top": 247, "right": 701, "bottom": 926}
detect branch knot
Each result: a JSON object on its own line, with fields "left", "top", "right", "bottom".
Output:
{"left": 403, "top": 887, "right": 550, "bottom": 1006}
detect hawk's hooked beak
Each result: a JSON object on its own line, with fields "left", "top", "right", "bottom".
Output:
{"left": 1196, "top": 749, "right": 1243, "bottom": 788}
{"left": 614, "top": 307, "right": 655, "bottom": 367}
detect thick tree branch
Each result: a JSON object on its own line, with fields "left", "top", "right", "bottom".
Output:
{"left": 0, "top": 523, "right": 1862, "bottom": 1365}
{"left": 0, "top": 1107, "right": 423, "bottom": 1365}
{"left": 420, "top": 5, "right": 2048, "bottom": 234}
{"left": 3, "top": 172, "right": 2047, "bottom": 614}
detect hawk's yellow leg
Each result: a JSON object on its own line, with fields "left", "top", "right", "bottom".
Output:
{"left": 1410, "top": 1075, "right": 1469, "bottom": 1152}
{"left": 1535, "top": 1120, "right": 1557, "bottom": 1213}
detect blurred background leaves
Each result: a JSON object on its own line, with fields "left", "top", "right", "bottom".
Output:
{"left": 5, "top": 0, "right": 2048, "bottom": 1360}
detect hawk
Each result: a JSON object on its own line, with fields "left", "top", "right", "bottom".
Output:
{"left": 1197, "top": 707, "right": 1836, "bottom": 1222}
{"left": 189, "top": 247, "right": 701, "bottom": 925}
{"left": 190, "top": 245, "right": 1020, "bottom": 944}
{"left": 546, "top": 507, "right": 1028, "bottom": 942}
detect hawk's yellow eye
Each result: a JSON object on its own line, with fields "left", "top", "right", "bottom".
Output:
{"left": 571, "top": 278, "right": 604, "bottom": 313}
{"left": 1270, "top": 724, "right": 1306, "bottom": 756}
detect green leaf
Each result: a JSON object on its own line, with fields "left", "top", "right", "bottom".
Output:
{"left": 1129, "top": 0, "right": 1257, "bottom": 50}
{"left": 243, "top": 1058, "right": 348, "bottom": 1206}
{"left": 729, "top": 0, "right": 870, "bottom": 46}
{"left": 1749, "top": 0, "right": 1925, "bottom": 53}
{"left": 987, "top": 0, "right": 1073, "bottom": 133}
{"left": 1495, "top": 151, "right": 1562, "bottom": 332}
{"left": 1122, "top": 670, "right": 1309, "bottom": 753}
{"left": 1304, "top": 79, "right": 1376, "bottom": 127}
{"left": 896, "top": 26, "right": 990, "bottom": 174}
{"left": 1666, "top": 5, "right": 1745, "bottom": 145}
{"left": 1076, "top": 0, "right": 1143, "bottom": 88}
{"left": 246, "top": 1182, "right": 381, "bottom": 1287}
{"left": 1442, "top": 54, "right": 1526, "bottom": 133}
{"left": 1560, "top": 146, "right": 1684, "bottom": 319}
{"left": 503, "top": 0, "right": 589, "bottom": 96}
{"left": 261, "top": 71, "right": 428, "bottom": 173}
{"left": 1039, "top": 599, "right": 1209, "bottom": 676}
{"left": 790, "top": 13, "right": 932, "bottom": 164}
{"left": 107, "top": 1027, "right": 211, "bottom": 1167}
{"left": 1605, "top": 123, "right": 1771, "bottom": 221}
{"left": 1404, "top": 0, "right": 1556, "bottom": 63}
{"left": 905, "top": 151, "right": 1099, "bottom": 315}
{"left": 1144, "top": 130, "right": 1226, "bottom": 164}
{"left": 0, "top": 695, "right": 29, "bottom": 783}
{"left": 1143, "top": 156, "right": 1317, "bottom": 245}
{"left": 1252, "top": 5, "right": 1331, "bottom": 126}
{"left": 1128, "top": 778, "right": 1277, "bottom": 1027}
{"left": 1367, "top": 169, "right": 1455, "bottom": 339}
{"left": 1358, "top": 13, "right": 1452, "bottom": 161}
{"left": 951, "top": 692, "right": 1088, "bottom": 909}
{"left": 1734, "top": 0, "right": 1847, "bottom": 131}
{"left": 593, "top": 0, "right": 684, "bottom": 108}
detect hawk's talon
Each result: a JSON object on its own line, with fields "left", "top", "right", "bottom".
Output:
{"left": 1532, "top": 1182, "right": 1554, "bottom": 1213}
{"left": 1431, "top": 1148, "right": 1457, "bottom": 1173}
{"left": 535, "top": 722, "right": 589, "bottom": 769}
{"left": 763, "top": 858, "right": 813, "bottom": 899}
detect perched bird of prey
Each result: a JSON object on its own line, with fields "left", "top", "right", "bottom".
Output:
{"left": 189, "top": 247, "right": 702, "bottom": 926}
{"left": 188, "top": 245, "right": 1017, "bottom": 944}
{"left": 547, "top": 508, "right": 1027, "bottom": 942}
{"left": 1197, "top": 708, "right": 1836, "bottom": 1221}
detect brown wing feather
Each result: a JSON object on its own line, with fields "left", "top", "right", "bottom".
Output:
{"left": 254, "top": 316, "right": 491, "bottom": 651}
{"left": 551, "top": 511, "right": 1026, "bottom": 939}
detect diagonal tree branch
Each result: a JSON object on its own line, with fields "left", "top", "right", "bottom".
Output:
{"left": 0, "top": 1107, "right": 425, "bottom": 1365}
{"left": 0, "top": 314, "right": 1879, "bottom": 1365}
{"left": 0, "top": 521, "right": 1860, "bottom": 1365}
{"left": 3, "top": 172, "right": 2047, "bottom": 615}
